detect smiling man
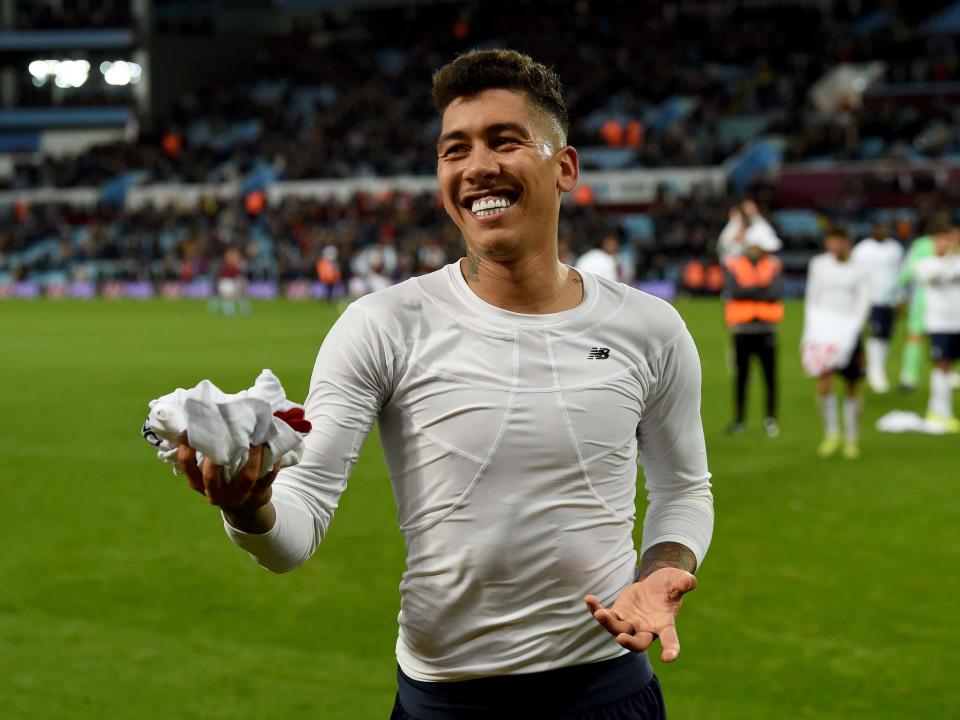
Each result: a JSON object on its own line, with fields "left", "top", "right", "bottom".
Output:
{"left": 179, "top": 50, "right": 714, "bottom": 719}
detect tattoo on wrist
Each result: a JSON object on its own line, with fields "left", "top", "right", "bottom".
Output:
{"left": 466, "top": 251, "right": 481, "bottom": 282}
{"left": 637, "top": 542, "right": 697, "bottom": 581}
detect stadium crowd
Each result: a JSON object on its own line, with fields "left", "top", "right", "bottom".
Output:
{"left": 8, "top": 0, "right": 960, "bottom": 190}
{"left": 4, "top": 0, "right": 960, "bottom": 302}
{"left": 2, "top": 180, "right": 946, "bottom": 295}
{"left": 8, "top": 0, "right": 131, "bottom": 30}
{"left": 0, "top": 189, "right": 730, "bottom": 287}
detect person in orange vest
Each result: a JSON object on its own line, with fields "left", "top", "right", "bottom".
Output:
{"left": 315, "top": 245, "right": 343, "bottom": 301}
{"left": 723, "top": 222, "right": 784, "bottom": 437}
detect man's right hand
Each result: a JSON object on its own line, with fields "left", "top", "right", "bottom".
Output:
{"left": 178, "top": 443, "right": 279, "bottom": 533}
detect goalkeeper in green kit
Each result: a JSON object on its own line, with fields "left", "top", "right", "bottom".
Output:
{"left": 896, "top": 216, "right": 941, "bottom": 391}
{"left": 897, "top": 213, "right": 960, "bottom": 392}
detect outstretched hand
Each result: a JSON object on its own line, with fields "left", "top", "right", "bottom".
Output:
{"left": 585, "top": 567, "right": 697, "bottom": 662}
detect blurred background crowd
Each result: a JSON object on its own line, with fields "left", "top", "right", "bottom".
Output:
{"left": 3, "top": 0, "right": 960, "bottom": 296}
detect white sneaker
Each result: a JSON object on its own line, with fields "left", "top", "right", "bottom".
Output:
{"left": 868, "top": 375, "right": 890, "bottom": 394}
{"left": 763, "top": 417, "right": 781, "bottom": 438}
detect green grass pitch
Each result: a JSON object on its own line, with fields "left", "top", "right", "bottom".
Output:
{"left": 0, "top": 297, "right": 957, "bottom": 719}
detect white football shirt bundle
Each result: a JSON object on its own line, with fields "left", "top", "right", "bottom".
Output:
{"left": 141, "top": 369, "right": 310, "bottom": 481}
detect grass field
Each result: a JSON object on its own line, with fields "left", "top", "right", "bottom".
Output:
{"left": 1, "top": 297, "right": 958, "bottom": 719}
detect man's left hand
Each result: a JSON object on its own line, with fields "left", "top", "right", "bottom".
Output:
{"left": 584, "top": 568, "right": 697, "bottom": 662}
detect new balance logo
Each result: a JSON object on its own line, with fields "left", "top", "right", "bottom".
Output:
{"left": 588, "top": 347, "right": 610, "bottom": 359}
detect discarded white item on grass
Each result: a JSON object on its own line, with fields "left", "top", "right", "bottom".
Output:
{"left": 875, "top": 410, "right": 948, "bottom": 435}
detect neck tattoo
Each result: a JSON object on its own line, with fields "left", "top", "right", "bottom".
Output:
{"left": 466, "top": 250, "right": 481, "bottom": 282}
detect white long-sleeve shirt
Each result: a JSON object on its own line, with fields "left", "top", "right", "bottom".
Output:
{"left": 717, "top": 215, "right": 745, "bottom": 260}
{"left": 916, "top": 255, "right": 960, "bottom": 333}
{"left": 851, "top": 236, "right": 904, "bottom": 306}
{"left": 225, "top": 262, "right": 714, "bottom": 681}
{"left": 804, "top": 252, "right": 871, "bottom": 327}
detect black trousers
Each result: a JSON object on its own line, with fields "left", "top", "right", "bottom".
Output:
{"left": 733, "top": 331, "right": 777, "bottom": 422}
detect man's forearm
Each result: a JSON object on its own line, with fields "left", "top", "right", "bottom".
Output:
{"left": 638, "top": 541, "right": 698, "bottom": 580}
{"left": 223, "top": 501, "right": 276, "bottom": 535}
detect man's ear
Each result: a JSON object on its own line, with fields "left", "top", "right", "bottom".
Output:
{"left": 557, "top": 145, "right": 579, "bottom": 194}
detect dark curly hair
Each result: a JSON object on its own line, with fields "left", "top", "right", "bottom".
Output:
{"left": 432, "top": 49, "right": 569, "bottom": 141}
{"left": 927, "top": 211, "right": 955, "bottom": 235}
{"left": 825, "top": 222, "right": 850, "bottom": 239}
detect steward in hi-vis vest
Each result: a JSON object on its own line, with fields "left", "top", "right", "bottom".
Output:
{"left": 723, "top": 254, "right": 785, "bottom": 330}
{"left": 722, "top": 221, "right": 784, "bottom": 437}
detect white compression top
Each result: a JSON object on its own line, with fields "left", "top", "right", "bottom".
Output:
{"left": 851, "top": 237, "right": 904, "bottom": 306}
{"left": 225, "top": 262, "right": 714, "bottom": 681}
{"left": 916, "top": 255, "right": 960, "bottom": 333}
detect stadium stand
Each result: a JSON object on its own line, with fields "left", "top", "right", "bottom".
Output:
{"left": 3, "top": 0, "right": 960, "bottom": 297}
{"left": 9, "top": 0, "right": 960, "bottom": 188}
{"left": 8, "top": 1, "right": 132, "bottom": 30}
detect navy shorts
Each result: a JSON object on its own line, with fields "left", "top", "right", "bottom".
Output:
{"left": 390, "top": 653, "right": 664, "bottom": 720}
{"left": 839, "top": 337, "right": 865, "bottom": 382}
{"left": 930, "top": 333, "right": 960, "bottom": 362}
{"left": 868, "top": 306, "right": 895, "bottom": 340}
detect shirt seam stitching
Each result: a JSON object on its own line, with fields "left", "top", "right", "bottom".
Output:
{"left": 546, "top": 333, "right": 632, "bottom": 524}
{"left": 401, "top": 360, "right": 649, "bottom": 393}
{"left": 401, "top": 335, "right": 520, "bottom": 538}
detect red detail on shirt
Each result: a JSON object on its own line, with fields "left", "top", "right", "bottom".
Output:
{"left": 273, "top": 407, "right": 312, "bottom": 434}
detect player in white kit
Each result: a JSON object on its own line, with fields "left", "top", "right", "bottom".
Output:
{"left": 802, "top": 225, "right": 871, "bottom": 459}
{"left": 575, "top": 235, "right": 621, "bottom": 282}
{"left": 851, "top": 222, "right": 904, "bottom": 393}
{"left": 915, "top": 228, "right": 960, "bottom": 432}
{"left": 175, "top": 50, "right": 714, "bottom": 719}
{"left": 717, "top": 200, "right": 776, "bottom": 261}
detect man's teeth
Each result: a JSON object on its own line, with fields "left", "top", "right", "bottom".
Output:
{"left": 471, "top": 196, "right": 513, "bottom": 216}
